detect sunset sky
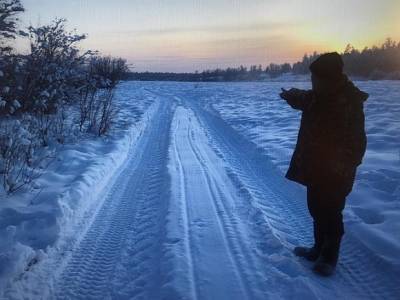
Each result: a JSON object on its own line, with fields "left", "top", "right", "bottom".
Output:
{"left": 18, "top": 0, "right": 400, "bottom": 72}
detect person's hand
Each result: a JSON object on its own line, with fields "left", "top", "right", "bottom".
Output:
{"left": 279, "top": 88, "right": 301, "bottom": 101}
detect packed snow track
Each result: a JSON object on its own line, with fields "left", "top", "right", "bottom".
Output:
{"left": 15, "top": 86, "right": 400, "bottom": 299}
{"left": 54, "top": 99, "right": 174, "bottom": 299}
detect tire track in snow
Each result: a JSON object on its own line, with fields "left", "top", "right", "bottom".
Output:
{"left": 54, "top": 100, "right": 174, "bottom": 300}
{"left": 171, "top": 117, "right": 199, "bottom": 300}
{"left": 168, "top": 106, "right": 252, "bottom": 300}
{"left": 174, "top": 104, "right": 322, "bottom": 299}
{"left": 170, "top": 105, "right": 321, "bottom": 299}
{"left": 186, "top": 116, "right": 251, "bottom": 300}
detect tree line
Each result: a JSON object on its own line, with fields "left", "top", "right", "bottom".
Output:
{"left": 0, "top": 0, "right": 128, "bottom": 194}
{"left": 128, "top": 39, "right": 400, "bottom": 81}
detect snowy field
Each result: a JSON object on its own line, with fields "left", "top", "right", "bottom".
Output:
{"left": 0, "top": 80, "right": 399, "bottom": 299}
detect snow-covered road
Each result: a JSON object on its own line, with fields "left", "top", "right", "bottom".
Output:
{"left": 55, "top": 98, "right": 173, "bottom": 299}
{"left": 22, "top": 86, "right": 399, "bottom": 299}
{"left": 169, "top": 105, "right": 259, "bottom": 300}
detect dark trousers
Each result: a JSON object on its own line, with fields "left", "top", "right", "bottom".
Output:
{"left": 307, "top": 185, "right": 347, "bottom": 263}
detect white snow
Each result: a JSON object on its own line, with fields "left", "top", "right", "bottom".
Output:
{"left": 1, "top": 80, "right": 399, "bottom": 299}
{"left": 0, "top": 82, "right": 157, "bottom": 296}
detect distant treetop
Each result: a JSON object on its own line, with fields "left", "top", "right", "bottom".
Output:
{"left": 127, "top": 39, "right": 400, "bottom": 81}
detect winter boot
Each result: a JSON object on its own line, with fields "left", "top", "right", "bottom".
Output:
{"left": 313, "top": 237, "right": 341, "bottom": 277}
{"left": 313, "top": 256, "right": 336, "bottom": 276}
{"left": 294, "top": 246, "right": 320, "bottom": 261}
{"left": 294, "top": 222, "right": 324, "bottom": 262}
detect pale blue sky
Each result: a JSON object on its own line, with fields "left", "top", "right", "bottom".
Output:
{"left": 18, "top": 0, "right": 399, "bottom": 72}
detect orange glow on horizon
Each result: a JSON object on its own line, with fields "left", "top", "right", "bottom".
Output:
{"left": 18, "top": 0, "right": 400, "bottom": 72}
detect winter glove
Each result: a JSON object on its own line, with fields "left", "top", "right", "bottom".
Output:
{"left": 280, "top": 88, "right": 304, "bottom": 101}
{"left": 280, "top": 88, "right": 313, "bottom": 111}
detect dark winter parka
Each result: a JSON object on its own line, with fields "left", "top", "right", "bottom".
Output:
{"left": 284, "top": 76, "right": 368, "bottom": 195}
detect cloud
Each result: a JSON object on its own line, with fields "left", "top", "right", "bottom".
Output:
{"left": 96, "top": 21, "right": 300, "bottom": 38}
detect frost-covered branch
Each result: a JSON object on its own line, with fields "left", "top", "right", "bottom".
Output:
{"left": 0, "top": 14, "right": 129, "bottom": 194}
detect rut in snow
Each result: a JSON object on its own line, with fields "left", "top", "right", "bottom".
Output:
{"left": 167, "top": 106, "right": 254, "bottom": 300}
{"left": 55, "top": 100, "right": 173, "bottom": 299}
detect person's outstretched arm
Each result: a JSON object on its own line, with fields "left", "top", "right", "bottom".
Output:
{"left": 280, "top": 88, "right": 313, "bottom": 111}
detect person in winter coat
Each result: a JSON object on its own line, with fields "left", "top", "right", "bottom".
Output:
{"left": 279, "top": 52, "right": 368, "bottom": 276}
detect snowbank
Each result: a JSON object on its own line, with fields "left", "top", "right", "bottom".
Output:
{"left": 0, "top": 82, "right": 158, "bottom": 294}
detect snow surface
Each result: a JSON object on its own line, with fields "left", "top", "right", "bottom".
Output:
{"left": 0, "top": 82, "right": 157, "bottom": 296}
{"left": 1, "top": 80, "right": 399, "bottom": 299}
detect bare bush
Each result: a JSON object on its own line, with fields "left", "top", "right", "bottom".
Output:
{"left": 90, "top": 56, "right": 129, "bottom": 88}
{"left": 97, "top": 89, "right": 115, "bottom": 136}
{"left": 78, "top": 82, "right": 97, "bottom": 132}
{"left": 21, "top": 19, "right": 90, "bottom": 114}
{"left": 78, "top": 56, "right": 127, "bottom": 136}
{"left": 0, "top": 12, "right": 129, "bottom": 194}
{"left": 85, "top": 90, "right": 114, "bottom": 136}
